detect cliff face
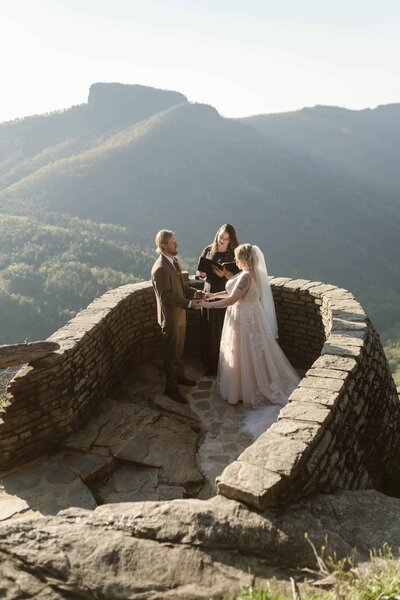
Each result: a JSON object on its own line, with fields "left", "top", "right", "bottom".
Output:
{"left": 86, "top": 81, "right": 188, "bottom": 131}
{"left": 87, "top": 81, "right": 187, "bottom": 111}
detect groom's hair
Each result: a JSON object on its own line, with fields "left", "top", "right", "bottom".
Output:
{"left": 155, "top": 229, "right": 174, "bottom": 254}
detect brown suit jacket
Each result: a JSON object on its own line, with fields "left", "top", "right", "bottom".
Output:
{"left": 151, "top": 254, "right": 196, "bottom": 328}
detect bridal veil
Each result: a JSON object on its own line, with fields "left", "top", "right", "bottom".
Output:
{"left": 252, "top": 245, "right": 278, "bottom": 338}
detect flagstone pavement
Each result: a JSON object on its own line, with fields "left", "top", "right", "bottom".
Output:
{"left": 0, "top": 355, "right": 254, "bottom": 522}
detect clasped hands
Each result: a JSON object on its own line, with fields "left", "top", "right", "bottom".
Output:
{"left": 193, "top": 291, "right": 216, "bottom": 310}
{"left": 191, "top": 290, "right": 215, "bottom": 310}
{"left": 191, "top": 289, "right": 205, "bottom": 310}
{"left": 200, "top": 291, "right": 217, "bottom": 308}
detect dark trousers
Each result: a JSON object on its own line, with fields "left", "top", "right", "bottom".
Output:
{"left": 162, "top": 324, "right": 186, "bottom": 392}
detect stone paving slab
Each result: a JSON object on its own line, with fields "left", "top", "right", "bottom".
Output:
{"left": 0, "top": 456, "right": 96, "bottom": 521}
{"left": 113, "top": 415, "right": 202, "bottom": 485}
{"left": 153, "top": 394, "right": 199, "bottom": 422}
{"left": 57, "top": 450, "right": 113, "bottom": 481}
{"left": 98, "top": 465, "right": 185, "bottom": 503}
{"left": 0, "top": 356, "right": 258, "bottom": 520}
{"left": 188, "top": 377, "right": 252, "bottom": 495}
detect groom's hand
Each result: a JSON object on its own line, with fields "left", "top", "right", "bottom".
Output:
{"left": 191, "top": 299, "right": 202, "bottom": 310}
{"left": 194, "top": 290, "right": 205, "bottom": 299}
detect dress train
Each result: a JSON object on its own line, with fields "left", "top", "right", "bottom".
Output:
{"left": 241, "top": 405, "right": 282, "bottom": 439}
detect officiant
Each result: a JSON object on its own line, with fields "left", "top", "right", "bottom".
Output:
{"left": 196, "top": 224, "right": 240, "bottom": 375}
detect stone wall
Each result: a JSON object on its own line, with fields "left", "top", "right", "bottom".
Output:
{"left": 0, "top": 282, "right": 161, "bottom": 471}
{"left": 1, "top": 275, "right": 398, "bottom": 511}
{"left": 217, "top": 277, "right": 400, "bottom": 509}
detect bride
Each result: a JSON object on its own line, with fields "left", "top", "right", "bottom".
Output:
{"left": 200, "top": 243, "right": 300, "bottom": 438}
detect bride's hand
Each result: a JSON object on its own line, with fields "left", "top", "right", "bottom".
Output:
{"left": 200, "top": 300, "right": 211, "bottom": 308}
{"left": 203, "top": 292, "right": 214, "bottom": 299}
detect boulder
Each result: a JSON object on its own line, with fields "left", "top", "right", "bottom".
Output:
{"left": 1, "top": 490, "right": 400, "bottom": 599}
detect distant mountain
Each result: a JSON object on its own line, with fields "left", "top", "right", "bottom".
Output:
{"left": 0, "top": 83, "right": 399, "bottom": 342}
{"left": 0, "top": 83, "right": 187, "bottom": 189}
{"left": 243, "top": 104, "right": 400, "bottom": 214}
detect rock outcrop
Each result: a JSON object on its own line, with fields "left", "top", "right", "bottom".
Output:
{"left": 1, "top": 490, "right": 400, "bottom": 599}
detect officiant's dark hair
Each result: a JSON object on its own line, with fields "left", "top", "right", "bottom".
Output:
{"left": 210, "top": 224, "right": 239, "bottom": 255}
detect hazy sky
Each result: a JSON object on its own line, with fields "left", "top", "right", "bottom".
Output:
{"left": 1, "top": 0, "right": 399, "bottom": 122}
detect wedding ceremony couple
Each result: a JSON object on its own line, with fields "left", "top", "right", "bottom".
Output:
{"left": 151, "top": 226, "right": 300, "bottom": 438}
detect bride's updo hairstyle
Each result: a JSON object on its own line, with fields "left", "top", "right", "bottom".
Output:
{"left": 235, "top": 243, "right": 254, "bottom": 270}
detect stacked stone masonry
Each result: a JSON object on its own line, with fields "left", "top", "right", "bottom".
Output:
{"left": 0, "top": 282, "right": 162, "bottom": 470}
{"left": 0, "top": 274, "right": 398, "bottom": 510}
{"left": 218, "top": 277, "right": 400, "bottom": 508}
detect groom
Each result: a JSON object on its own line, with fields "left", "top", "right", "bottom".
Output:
{"left": 151, "top": 229, "right": 203, "bottom": 404}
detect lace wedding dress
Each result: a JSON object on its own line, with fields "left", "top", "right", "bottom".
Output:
{"left": 218, "top": 271, "right": 300, "bottom": 438}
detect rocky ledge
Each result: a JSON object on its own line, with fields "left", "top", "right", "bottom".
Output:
{"left": 1, "top": 489, "right": 400, "bottom": 599}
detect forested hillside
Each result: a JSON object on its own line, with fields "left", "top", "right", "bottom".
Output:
{"left": 0, "top": 212, "right": 155, "bottom": 343}
{"left": 0, "top": 82, "right": 399, "bottom": 343}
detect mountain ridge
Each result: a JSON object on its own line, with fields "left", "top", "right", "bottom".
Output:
{"left": 0, "top": 82, "right": 399, "bottom": 343}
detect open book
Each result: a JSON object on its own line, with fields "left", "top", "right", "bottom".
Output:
{"left": 197, "top": 256, "right": 240, "bottom": 278}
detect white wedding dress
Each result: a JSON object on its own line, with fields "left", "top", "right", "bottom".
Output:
{"left": 217, "top": 271, "right": 300, "bottom": 438}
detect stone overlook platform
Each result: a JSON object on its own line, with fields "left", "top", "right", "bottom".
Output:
{"left": 0, "top": 274, "right": 399, "bottom": 519}
{"left": 0, "top": 356, "right": 253, "bottom": 520}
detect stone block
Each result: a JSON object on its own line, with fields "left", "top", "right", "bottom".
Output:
{"left": 327, "top": 331, "right": 366, "bottom": 345}
{"left": 312, "top": 355, "right": 358, "bottom": 373}
{"left": 217, "top": 461, "right": 285, "bottom": 509}
{"left": 331, "top": 318, "right": 368, "bottom": 332}
{"left": 307, "top": 368, "right": 348, "bottom": 379}
{"left": 238, "top": 432, "right": 307, "bottom": 477}
{"left": 280, "top": 401, "right": 331, "bottom": 425}
{"left": 270, "top": 277, "right": 292, "bottom": 287}
{"left": 299, "top": 281, "right": 322, "bottom": 290}
{"left": 269, "top": 418, "right": 322, "bottom": 445}
{"left": 323, "top": 288, "right": 353, "bottom": 298}
{"left": 282, "top": 279, "right": 311, "bottom": 290}
{"left": 322, "top": 344, "right": 362, "bottom": 358}
{"left": 308, "top": 284, "right": 338, "bottom": 297}
{"left": 304, "top": 431, "right": 333, "bottom": 474}
{"left": 330, "top": 304, "right": 366, "bottom": 320}
{"left": 288, "top": 387, "right": 339, "bottom": 407}
{"left": 289, "top": 387, "right": 339, "bottom": 407}
{"left": 300, "top": 376, "right": 344, "bottom": 393}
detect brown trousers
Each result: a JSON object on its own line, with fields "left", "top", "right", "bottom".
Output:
{"left": 162, "top": 324, "right": 186, "bottom": 392}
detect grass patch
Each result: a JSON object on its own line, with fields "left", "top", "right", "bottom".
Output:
{"left": 0, "top": 394, "right": 9, "bottom": 411}
{"left": 384, "top": 340, "right": 400, "bottom": 388}
{"left": 236, "top": 586, "right": 289, "bottom": 600}
{"left": 235, "top": 541, "right": 400, "bottom": 600}
{"left": 0, "top": 367, "right": 15, "bottom": 411}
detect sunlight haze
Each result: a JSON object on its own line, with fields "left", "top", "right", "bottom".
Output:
{"left": 1, "top": 0, "right": 399, "bottom": 122}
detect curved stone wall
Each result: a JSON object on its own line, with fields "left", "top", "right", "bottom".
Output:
{"left": 0, "top": 276, "right": 398, "bottom": 511}
{"left": 218, "top": 277, "right": 400, "bottom": 509}
{"left": 0, "top": 282, "right": 162, "bottom": 471}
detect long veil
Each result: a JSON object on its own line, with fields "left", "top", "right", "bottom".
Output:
{"left": 252, "top": 245, "right": 278, "bottom": 338}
